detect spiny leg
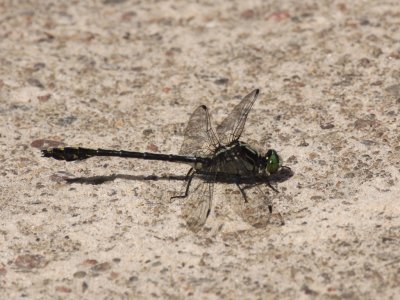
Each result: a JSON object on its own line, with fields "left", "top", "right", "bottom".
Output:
{"left": 266, "top": 178, "right": 279, "bottom": 193}
{"left": 264, "top": 182, "right": 284, "bottom": 225}
{"left": 236, "top": 183, "right": 249, "bottom": 203}
{"left": 262, "top": 180, "right": 284, "bottom": 225}
{"left": 170, "top": 168, "right": 195, "bottom": 201}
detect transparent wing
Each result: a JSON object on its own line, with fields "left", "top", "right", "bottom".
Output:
{"left": 216, "top": 89, "right": 259, "bottom": 145}
{"left": 179, "top": 105, "right": 220, "bottom": 156}
{"left": 180, "top": 173, "right": 214, "bottom": 232}
{"left": 229, "top": 183, "right": 273, "bottom": 228}
{"left": 220, "top": 153, "right": 276, "bottom": 228}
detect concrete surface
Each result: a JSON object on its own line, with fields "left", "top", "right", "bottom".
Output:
{"left": 0, "top": 0, "right": 399, "bottom": 299}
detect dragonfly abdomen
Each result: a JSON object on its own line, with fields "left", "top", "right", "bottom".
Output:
{"left": 42, "top": 147, "right": 203, "bottom": 164}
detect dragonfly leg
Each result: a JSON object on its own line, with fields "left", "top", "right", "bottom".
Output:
{"left": 266, "top": 178, "right": 279, "bottom": 193}
{"left": 236, "top": 183, "right": 249, "bottom": 203}
{"left": 262, "top": 181, "right": 285, "bottom": 225}
{"left": 170, "top": 168, "right": 195, "bottom": 201}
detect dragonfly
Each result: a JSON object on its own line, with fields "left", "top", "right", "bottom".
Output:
{"left": 42, "top": 89, "right": 286, "bottom": 231}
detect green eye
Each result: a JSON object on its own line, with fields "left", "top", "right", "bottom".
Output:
{"left": 266, "top": 149, "right": 280, "bottom": 174}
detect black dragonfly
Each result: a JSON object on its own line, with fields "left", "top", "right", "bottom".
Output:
{"left": 42, "top": 89, "right": 288, "bottom": 231}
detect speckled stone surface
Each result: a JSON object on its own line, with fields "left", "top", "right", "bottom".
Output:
{"left": 1, "top": 1, "right": 399, "bottom": 299}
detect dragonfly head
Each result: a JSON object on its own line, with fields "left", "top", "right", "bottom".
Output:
{"left": 265, "top": 149, "right": 280, "bottom": 174}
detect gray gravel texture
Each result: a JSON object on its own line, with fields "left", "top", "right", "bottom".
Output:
{"left": 0, "top": 0, "right": 399, "bottom": 299}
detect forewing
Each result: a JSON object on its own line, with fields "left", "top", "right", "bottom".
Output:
{"left": 216, "top": 89, "right": 259, "bottom": 145}
{"left": 179, "top": 105, "right": 219, "bottom": 156}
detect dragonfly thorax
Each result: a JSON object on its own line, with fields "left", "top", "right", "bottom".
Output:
{"left": 194, "top": 141, "right": 271, "bottom": 176}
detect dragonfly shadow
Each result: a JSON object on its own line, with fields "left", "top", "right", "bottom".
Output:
{"left": 65, "top": 174, "right": 188, "bottom": 185}
{"left": 269, "top": 166, "right": 294, "bottom": 183}
{"left": 64, "top": 166, "right": 293, "bottom": 186}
